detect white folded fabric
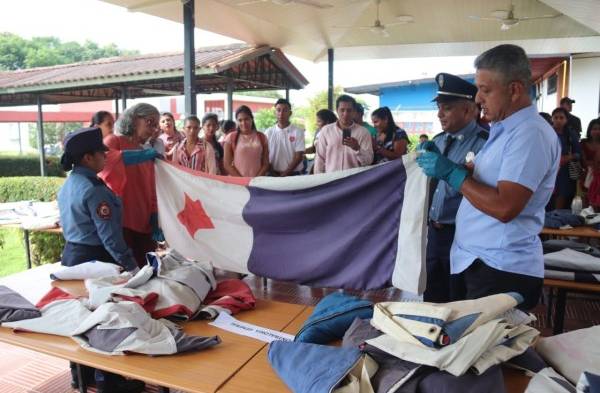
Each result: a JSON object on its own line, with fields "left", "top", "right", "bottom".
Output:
{"left": 370, "top": 293, "right": 523, "bottom": 348}
{"left": 71, "top": 301, "right": 177, "bottom": 356}
{"left": 525, "top": 367, "right": 575, "bottom": 393}
{"left": 2, "top": 299, "right": 91, "bottom": 336}
{"left": 544, "top": 249, "right": 600, "bottom": 272}
{"left": 0, "top": 201, "right": 60, "bottom": 229}
{"left": 536, "top": 325, "right": 600, "bottom": 384}
{"left": 50, "top": 261, "right": 122, "bottom": 281}
{"left": 367, "top": 319, "right": 538, "bottom": 376}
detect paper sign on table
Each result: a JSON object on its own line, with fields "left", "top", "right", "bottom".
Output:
{"left": 209, "top": 312, "right": 294, "bottom": 343}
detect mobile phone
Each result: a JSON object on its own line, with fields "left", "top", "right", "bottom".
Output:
{"left": 343, "top": 129, "right": 351, "bottom": 139}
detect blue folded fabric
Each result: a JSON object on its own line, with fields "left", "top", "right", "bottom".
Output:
{"left": 544, "top": 209, "right": 585, "bottom": 229}
{"left": 579, "top": 371, "right": 600, "bottom": 393}
{"left": 295, "top": 292, "right": 373, "bottom": 344}
{"left": 268, "top": 340, "right": 362, "bottom": 393}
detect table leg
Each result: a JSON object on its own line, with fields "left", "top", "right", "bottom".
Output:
{"left": 23, "top": 229, "right": 32, "bottom": 269}
{"left": 552, "top": 289, "right": 567, "bottom": 335}
{"left": 546, "top": 287, "right": 554, "bottom": 326}
{"left": 76, "top": 364, "right": 87, "bottom": 393}
{"left": 158, "top": 387, "right": 170, "bottom": 393}
{"left": 262, "top": 277, "right": 268, "bottom": 289}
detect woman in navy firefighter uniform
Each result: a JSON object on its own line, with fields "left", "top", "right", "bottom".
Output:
{"left": 58, "top": 126, "right": 144, "bottom": 393}
{"left": 58, "top": 127, "right": 139, "bottom": 272}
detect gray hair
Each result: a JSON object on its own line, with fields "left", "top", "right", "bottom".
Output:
{"left": 116, "top": 103, "right": 160, "bottom": 136}
{"left": 474, "top": 44, "right": 531, "bottom": 87}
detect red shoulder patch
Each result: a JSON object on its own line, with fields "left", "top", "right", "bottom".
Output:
{"left": 96, "top": 201, "right": 112, "bottom": 220}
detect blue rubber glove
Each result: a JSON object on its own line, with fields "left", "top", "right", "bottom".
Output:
{"left": 149, "top": 213, "right": 165, "bottom": 242}
{"left": 417, "top": 141, "right": 441, "bottom": 155}
{"left": 416, "top": 149, "right": 468, "bottom": 192}
{"left": 122, "top": 148, "right": 161, "bottom": 165}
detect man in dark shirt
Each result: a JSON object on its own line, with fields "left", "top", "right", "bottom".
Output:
{"left": 561, "top": 97, "right": 582, "bottom": 137}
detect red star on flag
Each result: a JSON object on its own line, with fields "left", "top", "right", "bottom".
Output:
{"left": 177, "top": 193, "right": 215, "bottom": 237}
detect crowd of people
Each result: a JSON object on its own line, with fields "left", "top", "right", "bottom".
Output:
{"left": 538, "top": 98, "right": 600, "bottom": 211}
{"left": 88, "top": 96, "right": 414, "bottom": 178}
{"left": 55, "top": 42, "right": 600, "bottom": 391}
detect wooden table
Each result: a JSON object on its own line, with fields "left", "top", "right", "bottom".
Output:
{"left": 0, "top": 267, "right": 306, "bottom": 393}
{"left": 0, "top": 265, "right": 534, "bottom": 393}
{"left": 218, "top": 308, "right": 313, "bottom": 393}
{"left": 544, "top": 278, "right": 600, "bottom": 334}
{"left": 541, "top": 226, "right": 600, "bottom": 240}
{"left": 540, "top": 226, "right": 600, "bottom": 334}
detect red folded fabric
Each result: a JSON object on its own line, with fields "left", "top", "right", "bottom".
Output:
{"left": 203, "top": 279, "right": 256, "bottom": 315}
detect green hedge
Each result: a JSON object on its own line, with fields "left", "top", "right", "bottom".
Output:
{"left": 0, "top": 176, "right": 65, "bottom": 265}
{"left": 0, "top": 176, "right": 65, "bottom": 202}
{"left": 0, "top": 155, "right": 65, "bottom": 177}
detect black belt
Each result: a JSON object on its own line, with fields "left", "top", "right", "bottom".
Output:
{"left": 429, "top": 221, "right": 455, "bottom": 230}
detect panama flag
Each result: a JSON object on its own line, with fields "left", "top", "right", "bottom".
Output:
{"left": 155, "top": 154, "right": 428, "bottom": 293}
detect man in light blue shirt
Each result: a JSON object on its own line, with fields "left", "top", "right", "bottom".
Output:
{"left": 417, "top": 44, "right": 560, "bottom": 310}
{"left": 425, "top": 73, "right": 488, "bottom": 302}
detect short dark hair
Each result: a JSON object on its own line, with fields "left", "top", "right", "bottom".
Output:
{"left": 202, "top": 113, "right": 219, "bottom": 125}
{"left": 221, "top": 120, "right": 237, "bottom": 133}
{"left": 419, "top": 134, "right": 429, "bottom": 140}
{"left": 89, "top": 111, "right": 112, "bottom": 127}
{"left": 274, "top": 98, "right": 291, "bottom": 109}
{"left": 355, "top": 103, "right": 365, "bottom": 115}
{"left": 316, "top": 109, "right": 337, "bottom": 125}
{"left": 336, "top": 94, "right": 357, "bottom": 109}
{"left": 551, "top": 107, "right": 569, "bottom": 118}
{"left": 586, "top": 118, "right": 600, "bottom": 139}
{"left": 184, "top": 115, "right": 200, "bottom": 125}
{"left": 539, "top": 112, "right": 552, "bottom": 125}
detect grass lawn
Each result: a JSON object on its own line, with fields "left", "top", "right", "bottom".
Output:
{"left": 0, "top": 228, "right": 28, "bottom": 277}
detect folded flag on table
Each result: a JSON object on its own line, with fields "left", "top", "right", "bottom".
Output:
{"left": 154, "top": 154, "right": 428, "bottom": 293}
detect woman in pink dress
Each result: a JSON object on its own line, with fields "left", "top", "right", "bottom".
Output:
{"left": 223, "top": 105, "right": 269, "bottom": 177}
{"left": 158, "top": 112, "right": 183, "bottom": 159}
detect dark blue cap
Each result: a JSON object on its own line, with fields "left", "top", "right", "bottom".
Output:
{"left": 432, "top": 73, "right": 478, "bottom": 103}
{"left": 63, "top": 127, "right": 108, "bottom": 157}
{"left": 60, "top": 127, "right": 108, "bottom": 170}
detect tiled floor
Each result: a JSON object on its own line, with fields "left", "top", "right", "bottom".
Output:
{"left": 1, "top": 275, "right": 598, "bottom": 392}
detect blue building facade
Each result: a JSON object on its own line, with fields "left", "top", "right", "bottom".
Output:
{"left": 348, "top": 75, "right": 475, "bottom": 135}
{"left": 380, "top": 77, "right": 476, "bottom": 111}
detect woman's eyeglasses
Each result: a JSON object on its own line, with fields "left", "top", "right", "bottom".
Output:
{"left": 144, "top": 117, "right": 159, "bottom": 129}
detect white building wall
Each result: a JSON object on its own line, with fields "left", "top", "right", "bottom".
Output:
{"left": 570, "top": 56, "right": 600, "bottom": 132}
{"left": 0, "top": 123, "right": 34, "bottom": 154}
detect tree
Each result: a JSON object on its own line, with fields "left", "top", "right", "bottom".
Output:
{"left": 29, "top": 122, "right": 83, "bottom": 155}
{"left": 0, "top": 33, "right": 138, "bottom": 70}
{"left": 0, "top": 33, "right": 27, "bottom": 71}
{"left": 254, "top": 108, "right": 306, "bottom": 133}
{"left": 254, "top": 108, "right": 276, "bottom": 131}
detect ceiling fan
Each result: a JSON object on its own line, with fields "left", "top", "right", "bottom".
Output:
{"left": 333, "top": 0, "right": 414, "bottom": 37}
{"left": 235, "top": 0, "right": 332, "bottom": 9}
{"left": 469, "top": 2, "right": 560, "bottom": 31}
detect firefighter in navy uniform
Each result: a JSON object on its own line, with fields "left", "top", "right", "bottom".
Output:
{"left": 424, "top": 73, "right": 489, "bottom": 303}
{"left": 58, "top": 126, "right": 144, "bottom": 393}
